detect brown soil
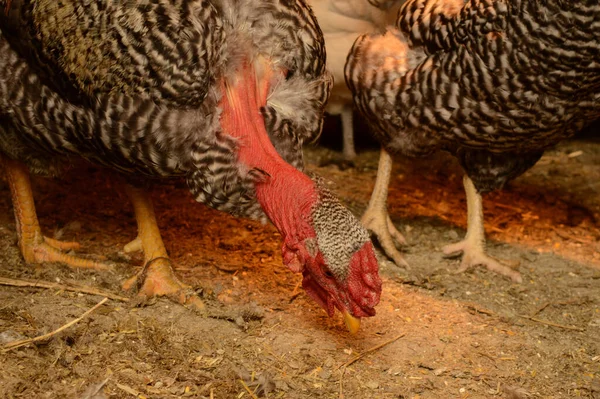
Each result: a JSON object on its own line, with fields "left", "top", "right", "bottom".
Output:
{"left": 0, "top": 124, "right": 599, "bottom": 398}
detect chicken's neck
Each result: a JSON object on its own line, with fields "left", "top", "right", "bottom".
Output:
{"left": 219, "top": 61, "right": 317, "bottom": 243}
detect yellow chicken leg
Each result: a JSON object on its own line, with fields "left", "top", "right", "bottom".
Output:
{"left": 121, "top": 184, "right": 205, "bottom": 311}
{"left": 2, "top": 156, "right": 110, "bottom": 270}
{"left": 361, "top": 148, "right": 409, "bottom": 268}
{"left": 442, "top": 175, "right": 522, "bottom": 283}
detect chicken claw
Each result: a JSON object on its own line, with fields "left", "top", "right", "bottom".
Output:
{"left": 123, "top": 236, "right": 143, "bottom": 253}
{"left": 443, "top": 176, "right": 522, "bottom": 283}
{"left": 362, "top": 208, "right": 408, "bottom": 268}
{"left": 26, "top": 236, "right": 110, "bottom": 270}
{"left": 123, "top": 184, "right": 205, "bottom": 312}
{"left": 443, "top": 240, "right": 522, "bottom": 283}
{"left": 3, "top": 156, "right": 111, "bottom": 270}
{"left": 122, "top": 257, "right": 205, "bottom": 312}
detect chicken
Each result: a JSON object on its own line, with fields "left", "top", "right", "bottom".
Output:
{"left": 345, "top": 0, "right": 600, "bottom": 281}
{"left": 308, "top": 0, "right": 403, "bottom": 160}
{"left": 0, "top": 0, "right": 382, "bottom": 332}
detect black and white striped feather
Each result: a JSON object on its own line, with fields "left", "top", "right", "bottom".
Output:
{"left": 0, "top": 0, "right": 332, "bottom": 219}
{"left": 346, "top": 0, "right": 600, "bottom": 192}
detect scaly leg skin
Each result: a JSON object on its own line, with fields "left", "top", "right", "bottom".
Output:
{"left": 361, "top": 148, "right": 409, "bottom": 268}
{"left": 443, "top": 175, "right": 522, "bottom": 283}
{"left": 341, "top": 107, "right": 357, "bottom": 161}
{"left": 121, "top": 184, "right": 205, "bottom": 312}
{"left": 2, "top": 156, "right": 110, "bottom": 270}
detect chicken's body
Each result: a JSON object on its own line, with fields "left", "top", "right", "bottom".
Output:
{"left": 308, "top": 0, "right": 403, "bottom": 159}
{"left": 0, "top": 0, "right": 382, "bottom": 330}
{"left": 346, "top": 0, "right": 600, "bottom": 280}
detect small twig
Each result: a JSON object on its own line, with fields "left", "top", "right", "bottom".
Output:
{"left": 519, "top": 315, "right": 585, "bottom": 331}
{"left": 552, "top": 228, "right": 594, "bottom": 244}
{"left": 568, "top": 150, "right": 583, "bottom": 158}
{"left": 116, "top": 382, "right": 148, "bottom": 398}
{"left": 239, "top": 379, "right": 259, "bottom": 399}
{"left": 0, "top": 276, "right": 129, "bottom": 302}
{"left": 338, "top": 333, "right": 406, "bottom": 399}
{"left": 338, "top": 332, "right": 406, "bottom": 370}
{"left": 531, "top": 299, "right": 588, "bottom": 317}
{"left": 289, "top": 278, "right": 303, "bottom": 303}
{"left": 339, "top": 367, "right": 346, "bottom": 399}
{"left": 476, "top": 351, "right": 498, "bottom": 362}
{"left": 464, "top": 304, "right": 498, "bottom": 317}
{"left": 530, "top": 302, "right": 551, "bottom": 317}
{"left": 489, "top": 201, "right": 524, "bottom": 213}
{"left": 291, "top": 278, "right": 302, "bottom": 296}
{"left": 488, "top": 226, "right": 506, "bottom": 234}
{"left": 288, "top": 292, "right": 302, "bottom": 304}
{"left": 2, "top": 297, "right": 109, "bottom": 352}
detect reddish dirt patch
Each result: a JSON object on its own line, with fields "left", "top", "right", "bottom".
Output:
{"left": 1, "top": 133, "right": 599, "bottom": 398}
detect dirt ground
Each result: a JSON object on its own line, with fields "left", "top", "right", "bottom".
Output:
{"left": 0, "top": 118, "right": 599, "bottom": 398}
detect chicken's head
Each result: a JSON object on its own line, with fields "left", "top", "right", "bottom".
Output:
{"left": 281, "top": 187, "right": 382, "bottom": 334}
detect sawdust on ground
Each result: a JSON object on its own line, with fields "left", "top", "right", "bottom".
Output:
{"left": 0, "top": 123, "right": 599, "bottom": 398}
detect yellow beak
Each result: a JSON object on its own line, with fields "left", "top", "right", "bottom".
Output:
{"left": 343, "top": 312, "right": 361, "bottom": 334}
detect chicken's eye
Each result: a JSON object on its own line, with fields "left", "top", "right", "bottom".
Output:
{"left": 323, "top": 268, "right": 334, "bottom": 279}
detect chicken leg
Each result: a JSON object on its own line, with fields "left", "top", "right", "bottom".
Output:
{"left": 121, "top": 184, "right": 205, "bottom": 311}
{"left": 361, "top": 148, "right": 408, "bottom": 268}
{"left": 2, "top": 156, "right": 110, "bottom": 270}
{"left": 442, "top": 175, "right": 522, "bottom": 283}
{"left": 341, "top": 107, "right": 356, "bottom": 161}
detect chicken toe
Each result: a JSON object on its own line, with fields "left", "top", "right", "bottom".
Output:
{"left": 3, "top": 157, "right": 111, "bottom": 270}
{"left": 123, "top": 257, "right": 205, "bottom": 311}
{"left": 443, "top": 239, "right": 522, "bottom": 283}
{"left": 362, "top": 209, "right": 408, "bottom": 268}
{"left": 443, "top": 175, "right": 522, "bottom": 283}
{"left": 26, "top": 237, "right": 110, "bottom": 270}
{"left": 123, "top": 236, "right": 143, "bottom": 253}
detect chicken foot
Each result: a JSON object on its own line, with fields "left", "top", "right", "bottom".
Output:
{"left": 442, "top": 175, "right": 522, "bottom": 283}
{"left": 2, "top": 157, "right": 110, "bottom": 270}
{"left": 361, "top": 148, "right": 409, "bottom": 268}
{"left": 121, "top": 184, "right": 205, "bottom": 311}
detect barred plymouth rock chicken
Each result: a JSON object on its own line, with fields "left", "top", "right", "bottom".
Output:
{"left": 308, "top": 0, "right": 404, "bottom": 160}
{"left": 0, "top": 0, "right": 382, "bottom": 332}
{"left": 346, "top": 0, "right": 600, "bottom": 282}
